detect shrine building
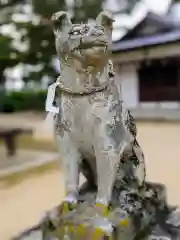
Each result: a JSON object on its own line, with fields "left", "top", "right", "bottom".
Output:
{"left": 112, "top": 11, "right": 180, "bottom": 119}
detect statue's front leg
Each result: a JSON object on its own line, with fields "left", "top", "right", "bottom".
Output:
{"left": 56, "top": 133, "right": 81, "bottom": 210}
{"left": 87, "top": 120, "right": 132, "bottom": 237}
{"left": 94, "top": 134, "right": 126, "bottom": 208}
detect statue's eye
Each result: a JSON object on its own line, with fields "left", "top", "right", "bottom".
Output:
{"left": 69, "top": 30, "right": 80, "bottom": 35}
{"left": 83, "top": 25, "right": 89, "bottom": 34}
{"left": 73, "top": 31, "right": 79, "bottom": 35}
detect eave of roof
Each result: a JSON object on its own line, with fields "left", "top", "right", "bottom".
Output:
{"left": 119, "top": 11, "right": 175, "bottom": 41}
{"left": 112, "top": 30, "right": 180, "bottom": 53}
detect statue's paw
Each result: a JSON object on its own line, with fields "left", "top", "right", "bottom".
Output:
{"left": 95, "top": 202, "right": 111, "bottom": 217}
{"left": 79, "top": 203, "right": 115, "bottom": 239}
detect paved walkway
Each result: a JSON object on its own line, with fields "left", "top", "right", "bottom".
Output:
{"left": 0, "top": 170, "right": 64, "bottom": 240}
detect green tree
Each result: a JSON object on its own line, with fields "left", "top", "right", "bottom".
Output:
{"left": 0, "top": 0, "right": 104, "bottom": 86}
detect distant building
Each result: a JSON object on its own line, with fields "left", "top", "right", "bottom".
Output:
{"left": 112, "top": 10, "right": 180, "bottom": 119}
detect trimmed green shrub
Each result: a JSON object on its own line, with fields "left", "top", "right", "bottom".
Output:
{"left": 0, "top": 90, "right": 47, "bottom": 112}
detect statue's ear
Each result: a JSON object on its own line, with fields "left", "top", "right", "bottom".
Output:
{"left": 51, "top": 11, "right": 72, "bottom": 36}
{"left": 96, "top": 11, "right": 114, "bottom": 34}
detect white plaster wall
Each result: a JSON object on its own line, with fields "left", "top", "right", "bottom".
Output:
{"left": 115, "top": 63, "right": 139, "bottom": 109}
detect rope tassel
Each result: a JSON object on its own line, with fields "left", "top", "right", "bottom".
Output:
{"left": 45, "top": 82, "right": 60, "bottom": 114}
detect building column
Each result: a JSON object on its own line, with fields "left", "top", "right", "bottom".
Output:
{"left": 114, "top": 63, "right": 139, "bottom": 109}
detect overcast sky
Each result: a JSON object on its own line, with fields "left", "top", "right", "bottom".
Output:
{"left": 144, "top": 0, "right": 171, "bottom": 14}
{"left": 106, "top": 0, "right": 172, "bottom": 14}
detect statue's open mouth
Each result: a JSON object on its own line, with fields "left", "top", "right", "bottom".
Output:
{"left": 79, "top": 39, "right": 108, "bottom": 50}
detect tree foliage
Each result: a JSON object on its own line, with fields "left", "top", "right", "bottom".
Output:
{"left": 0, "top": 0, "right": 104, "bottom": 85}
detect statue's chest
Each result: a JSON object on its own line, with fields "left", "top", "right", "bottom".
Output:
{"left": 59, "top": 94, "right": 94, "bottom": 152}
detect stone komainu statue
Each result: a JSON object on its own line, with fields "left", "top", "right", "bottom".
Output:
{"left": 13, "top": 11, "right": 180, "bottom": 240}
{"left": 52, "top": 10, "right": 145, "bottom": 207}
{"left": 49, "top": 10, "right": 147, "bottom": 236}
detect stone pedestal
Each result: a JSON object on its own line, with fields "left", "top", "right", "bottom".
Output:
{"left": 13, "top": 181, "right": 180, "bottom": 240}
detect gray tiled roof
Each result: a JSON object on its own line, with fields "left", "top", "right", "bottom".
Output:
{"left": 112, "top": 30, "right": 180, "bottom": 52}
